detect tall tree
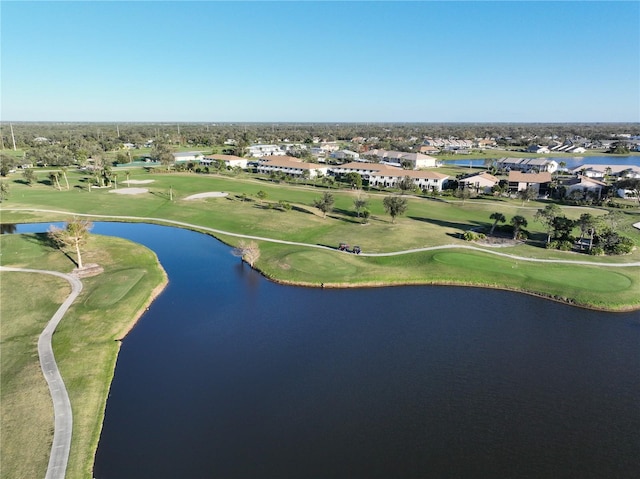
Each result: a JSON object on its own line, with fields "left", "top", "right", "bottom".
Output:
{"left": 151, "top": 142, "right": 175, "bottom": 169}
{"left": 396, "top": 175, "right": 416, "bottom": 194}
{"left": 48, "top": 171, "right": 62, "bottom": 190}
{"left": 488, "top": 212, "right": 506, "bottom": 235}
{"left": 60, "top": 166, "right": 70, "bottom": 190}
{"left": 577, "top": 213, "right": 597, "bottom": 251}
{"left": 313, "top": 192, "right": 334, "bottom": 218}
{"left": 383, "top": 195, "right": 408, "bottom": 223}
{"left": 534, "top": 203, "right": 562, "bottom": 244}
{"left": 617, "top": 178, "right": 640, "bottom": 204}
{"left": 0, "top": 180, "right": 9, "bottom": 202}
{"left": 48, "top": 218, "right": 93, "bottom": 269}
{"left": 518, "top": 186, "right": 537, "bottom": 206}
{"left": 22, "top": 168, "right": 36, "bottom": 186}
{"left": 345, "top": 172, "right": 362, "bottom": 189}
{"left": 510, "top": 215, "right": 528, "bottom": 240}
{"left": 233, "top": 240, "right": 260, "bottom": 267}
{"left": 353, "top": 195, "right": 369, "bottom": 219}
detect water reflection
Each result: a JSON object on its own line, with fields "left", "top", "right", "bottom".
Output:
{"left": 5, "top": 223, "right": 640, "bottom": 478}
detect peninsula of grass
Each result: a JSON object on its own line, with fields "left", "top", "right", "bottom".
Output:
{"left": 0, "top": 233, "right": 167, "bottom": 479}
{"left": 1, "top": 167, "right": 639, "bottom": 311}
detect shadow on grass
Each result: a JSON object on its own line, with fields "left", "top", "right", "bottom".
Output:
{"left": 408, "top": 216, "right": 485, "bottom": 231}
{"left": 25, "top": 232, "right": 79, "bottom": 267}
{"left": 326, "top": 212, "right": 361, "bottom": 224}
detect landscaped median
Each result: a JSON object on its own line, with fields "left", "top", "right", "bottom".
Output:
{"left": 0, "top": 233, "right": 167, "bottom": 479}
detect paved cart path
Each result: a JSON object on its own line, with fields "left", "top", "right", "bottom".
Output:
{"left": 0, "top": 266, "right": 82, "bottom": 479}
{"left": 3, "top": 207, "right": 640, "bottom": 267}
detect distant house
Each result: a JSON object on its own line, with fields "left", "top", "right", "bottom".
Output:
{"left": 508, "top": 171, "right": 552, "bottom": 196}
{"left": 364, "top": 149, "right": 438, "bottom": 169}
{"left": 475, "top": 139, "right": 497, "bottom": 149}
{"left": 526, "top": 145, "right": 551, "bottom": 154}
{"left": 418, "top": 145, "right": 439, "bottom": 154}
{"left": 496, "top": 157, "right": 558, "bottom": 174}
{"left": 459, "top": 171, "right": 499, "bottom": 193}
{"left": 331, "top": 162, "right": 449, "bottom": 191}
{"left": 172, "top": 151, "right": 204, "bottom": 163}
{"left": 202, "top": 154, "right": 248, "bottom": 169}
{"left": 257, "top": 156, "right": 328, "bottom": 178}
{"left": 571, "top": 164, "right": 640, "bottom": 179}
{"left": 247, "top": 144, "right": 285, "bottom": 157}
{"left": 563, "top": 176, "right": 606, "bottom": 199}
{"left": 330, "top": 149, "right": 360, "bottom": 162}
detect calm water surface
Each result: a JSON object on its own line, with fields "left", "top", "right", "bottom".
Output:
{"left": 445, "top": 155, "right": 640, "bottom": 169}
{"left": 13, "top": 223, "right": 640, "bottom": 478}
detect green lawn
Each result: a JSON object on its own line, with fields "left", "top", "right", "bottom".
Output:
{"left": 0, "top": 233, "right": 167, "bottom": 479}
{"left": 1, "top": 167, "right": 639, "bottom": 310}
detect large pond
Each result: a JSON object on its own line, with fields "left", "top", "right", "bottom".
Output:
{"left": 11, "top": 223, "right": 640, "bottom": 478}
{"left": 444, "top": 155, "right": 640, "bottom": 169}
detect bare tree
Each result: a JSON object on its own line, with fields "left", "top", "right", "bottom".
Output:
{"left": 48, "top": 217, "right": 93, "bottom": 269}
{"left": 233, "top": 240, "right": 261, "bottom": 267}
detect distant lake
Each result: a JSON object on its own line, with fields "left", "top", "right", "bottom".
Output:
{"left": 8, "top": 223, "right": 640, "bottom": 479}
{"left": 444, "top": 155, "right": 640, "bottom": 169}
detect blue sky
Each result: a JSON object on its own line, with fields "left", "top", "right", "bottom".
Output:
{"left": 2, "top": 1, "right": 639, "bottom": 122}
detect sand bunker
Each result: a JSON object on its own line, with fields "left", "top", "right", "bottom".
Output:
{"left": 183, "top": 192, "right": 229, "bottom": 200}
{"left": 110, "top": 188, "right": 149, "bottom": 195}
{"left": 122, "top": 179, "right": 155, "bottom": 185}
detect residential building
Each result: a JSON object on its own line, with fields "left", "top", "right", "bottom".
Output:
{"left": 526, "top": 145, "right": 551, "bottom": 154}
{"left": 508, "top": 171, "right": 552, "bottom": 196}
{"left": 172, "top": 151, "right": 204, "bottom": 163}
{"left": 570, "top": 164, "right": 640, "bottom": 179}
{"left": 247, "top": 144, "right": 285, "bottom": 157}
{"left": 459, "top": 171, "right": 499, "bottom": 193}
{"left": 496, "top": 157, "right": 558, "bottom": 173}
{"left": 257, "top": 156, "right": 328, "bottom": 178}
{"left": 330, "top": 150, "right": 360, "bottom": 162}
{"left": 563, "top": 176, "right": 605, "bottom": 199}
{"left": 331, "top": 162, "right": 449, "bottom": 191}
{"left": 363, "top": 149, "right": 438, "bottom": 169}
{"left": 202, "top": 154, "right": 248, "bottom": 169}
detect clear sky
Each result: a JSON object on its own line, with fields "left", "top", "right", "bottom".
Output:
{"left": 2, "top": 1, "right": 639, "bottom": 122}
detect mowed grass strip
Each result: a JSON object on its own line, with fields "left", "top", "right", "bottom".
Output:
{"left": 255, "top": 242, "right": 640, "bottom": 311}
{"left": 2, "top": 168, "right": 640, "bottom": 308}
{"left": 0, "top": 233, "right": 167, "bottom": 479}
{"left": 0, "top": 272, "right": 70, "bottom": 479}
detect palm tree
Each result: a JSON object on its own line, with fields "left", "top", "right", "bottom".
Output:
{"left": 0, "top": 180, "right": 9, "bottom": 202}
{"left": 510, "top": 215, "right": 528, "bottom": 240}
{"left": 60, "top": 166, "right": 70, "bottom": 190}
{"left": 49, "top": 171, "right": 62, "bottom": 191}
{"left": 578, "top": 213, "right": 596, "bottom": 251}
{"left": 534, "top": 203, "right": 562, "bottom": 244}
{"left": 488, "top": 212, "right": 506, "bottom": 235}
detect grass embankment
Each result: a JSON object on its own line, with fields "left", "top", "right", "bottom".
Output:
{"left": 0, "top": 233, "right": 167, "bottom": 479}
{"left": 1, "top": 167, "right": 640, "bottom": 310}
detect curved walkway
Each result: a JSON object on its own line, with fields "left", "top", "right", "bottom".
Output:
{"left": 3, "top": 207, "right": 640, "bottom": 268}
{"left": 0, "top": 266, "right": 82, "bottom": 479}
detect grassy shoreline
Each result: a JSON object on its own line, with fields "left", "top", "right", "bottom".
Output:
{"left": 1, "top": 167, "right": 639, "bottom": 312}
{"left": 0, "top": 233, "right": 167, "bottom": 479}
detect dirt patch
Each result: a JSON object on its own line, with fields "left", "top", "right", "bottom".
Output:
{"left": 71, "top": 263, "right": 104, "bottom": 278}
{"left": 183, "top": 192, "right": 229, "bottom": 200}
{"left": 122, "top": 179, "right": 154, "bottom": 185}
{"left": 475, "top": 234, "right": 520, "bottom": 247}
{"left": 109, "top": 188, "right": 149, "bottom": 195}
